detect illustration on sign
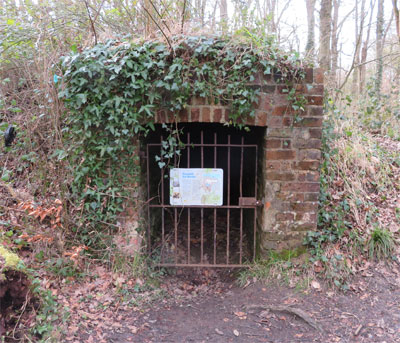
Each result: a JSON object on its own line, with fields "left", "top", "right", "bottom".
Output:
{"left": 170, "top": 168, "right": 223, "bottom": 206}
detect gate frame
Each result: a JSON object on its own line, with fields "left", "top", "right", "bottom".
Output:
{"left": 146, "top": 129, "right": 261, "bottom": 268}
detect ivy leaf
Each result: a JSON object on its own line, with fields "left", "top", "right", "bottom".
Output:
{"left": 169, "top": 63, "right": 182, "bottom": 73}
{"left": 75, "top": 93, "right": 87, "bottom": 106}
{"left": 139, "top": 105, "right": 153, "bottom": 117}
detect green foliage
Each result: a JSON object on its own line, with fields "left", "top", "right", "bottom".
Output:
{"left": 303, "top": 95, "right": 354, "bottom": 290}
{"left": 237, "top": 249, "right": 309, "bottom": 288}
{"left": 44, "top": 257, "right": 85, "bottom": 279}
{"left": 305, "top": 87, "right": 399, "bottom": 289}
{"left": 305, "top": 98, "right": 352, "bottom": 256}
{"left": 357, "top": 78, "right": 400, "bottom": 138}
{"left": 29, "top": 276, "right": 64, "bottom": 341}
{"left": 59, "top": 36, "right": 305, "bottom": 249}
{"left": 367, "top": 226, "right": 394, "bottom": 260}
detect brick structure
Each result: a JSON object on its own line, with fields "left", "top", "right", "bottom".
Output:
{"left": 152, "top": 68, "right": 324, "bottom": 254}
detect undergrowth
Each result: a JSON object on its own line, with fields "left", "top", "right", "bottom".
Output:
{"left": 238, "top": 251, "right": 311, "bottom": 290}
{"left": 368, "top": 226, "right": 394, "bottom": 260}
{"left": 304, "top": 84, "right": 400, "bottom": 289}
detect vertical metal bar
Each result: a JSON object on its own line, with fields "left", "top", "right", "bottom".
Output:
{"left": 161, "top": 135, "right": 164, "bottom": 204}
{"left": 253, "top": 208, "right": 256, "bottom": 262}
{"left": 174, "top": 207, "right": 178, "bottom": 264}
{"left": 213, "top": 132, "right": 217, "bottom": 265}
{"left": 253, "top": 145, "right": 258, "bottom": 261}
{"left": 161, "top": 212, "right": 165, "bottom": 263}
{"left": 161, "top": 136, "right": 165, "bottom": 263}
{"left": 201, "top": 130, "right": 204, "bottom": 167}
{"left": 146, "top": 144, "right": 151, "bottom": 255}
{"left": 173, "top": 137, "right": 178, "bottom": 264}
{"left": 239, "top": 136, "right": 244, "bottom": 264}
{"left": 200, "top": 130, "right": 204, "bottom": 263}
{"left": 187, "top": 132, "right": 191, "bottom": 264}
{"left": 240, "top": 137, "right": 244, "bottom": 198}
{"left": 226, "top": 135, "right": 231, "bottom": 264}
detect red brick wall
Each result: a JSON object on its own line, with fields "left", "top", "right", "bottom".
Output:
{"left": 153, "top": 68, "right": 324, "bottom": 253}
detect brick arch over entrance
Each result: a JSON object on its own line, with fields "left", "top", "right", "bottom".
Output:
{"left": 151, "top": 68, "right": 324, "bottom": 254}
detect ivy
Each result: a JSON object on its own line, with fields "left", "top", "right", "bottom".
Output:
{"left": 58, "top": 36, "right": 305, "bottom": 248}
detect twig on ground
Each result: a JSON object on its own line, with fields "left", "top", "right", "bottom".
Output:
{"left": 12, "top": 291, "right": 31, "bottom": 339}
{"left": 354, "top": 324, "right": 363, "bottom": 336}
{"left": 244, "top": 332, "right": 266, "bottom": 337}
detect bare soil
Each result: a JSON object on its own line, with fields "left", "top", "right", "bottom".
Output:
{"left": 0, "top": 270, "right": 35, "bottom": 338}
{"left": 80, "top": 261, "right": 400, "bottom": 343}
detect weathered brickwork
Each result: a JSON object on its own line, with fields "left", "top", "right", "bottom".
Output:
{"left": 153, "top": 68, "right": 324, "bottom": 254}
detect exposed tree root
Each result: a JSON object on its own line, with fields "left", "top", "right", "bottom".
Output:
{"left": 246, "top": 304, "right": 323, "bottom": 332}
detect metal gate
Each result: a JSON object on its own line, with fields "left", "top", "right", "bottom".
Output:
{"left": 146, "top": 128, "right": 260, "bottom": 267}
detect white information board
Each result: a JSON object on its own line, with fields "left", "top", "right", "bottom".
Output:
{"left": 170, "top": 168, "right": 223, "bottom": 206}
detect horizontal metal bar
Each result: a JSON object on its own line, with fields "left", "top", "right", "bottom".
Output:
{"left": 156, "top": 263, "right": 251, "bottom": 268}
{"left": 149, "top": 204, "right": 258, "bottom": 209}
{"left": 147, "top": 143, "right": 258, "bottom": 148}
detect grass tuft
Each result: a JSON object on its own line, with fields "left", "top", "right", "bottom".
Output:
{"left": 367, "top": 227, "right": 394, "bottom": 260}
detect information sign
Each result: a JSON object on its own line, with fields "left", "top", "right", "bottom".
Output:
{"left": 170, "top": 168, "right": 223, "bottom": 206}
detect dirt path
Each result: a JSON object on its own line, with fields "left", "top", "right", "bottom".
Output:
{"left": 98, "top": 262, "right": 400, "bottom": 343}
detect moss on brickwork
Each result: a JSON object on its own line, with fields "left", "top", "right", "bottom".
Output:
{"left": 274, "top": 246, "right": 308, "bottom": 260}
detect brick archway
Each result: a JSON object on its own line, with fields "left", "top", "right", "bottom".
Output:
{"left": 147, "top": 68, "right": 324, "bottom": 256}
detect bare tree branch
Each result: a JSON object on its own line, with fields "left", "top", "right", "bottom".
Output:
{"left": 148, "top": 0, "right": 171, "bottom": 32}
{"left": 141, "top": 5, "right": 172, "bottom": 50}
{"left": 83, "top": 0, "right": 98, "bottom": 45}
{"left": 181, "top": 0, "right": 187, "bottom": 34}
{"left": 339, "top": 51, "right": 400, "bottom": 91}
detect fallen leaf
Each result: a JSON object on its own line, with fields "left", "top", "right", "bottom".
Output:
{"left": 128, "top": 325, "right": 138, "bottom": 334}
{"left": 313, "top": 260, "right": 323, "bottom": 273}
{"left": 215, "top": 328, "right": 224, "bottom": 335}
{"left": 311, "top": 280, "right": 321, "bottom": 289}
{"left": 234, "top": 311, "right": 247, "bottom": 319}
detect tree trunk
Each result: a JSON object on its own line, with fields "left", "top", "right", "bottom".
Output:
{"left": 211, "top": 0, "right": 218, "bottom": 30}
{"left": 352, "top": 0, "right": 366, "bottom": 97}
{"left": 305, "top": 0, "right": 317, "bottom": 58}
{"left": 266, "top": 0, "right": 277, "bottom": 33}
{"left": 360, "top": 0, "right": 375, "bottom": 93}
{"left": 331, "top": 0, "right": 340, "bottom": 83}
{"left": 220, "top": 0, "right": 228, "bottom": 31}
{"left": 319, "top": 0, "right": 333, "bottom": 71}
{"left": 393, "top": 0, "right": 400, "bottom": 43}
{"left": 375, "top": 0, "right": 384, "bottom": 95}
{"left": 143, "top": 0, "right": 153, "bottom": 37}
